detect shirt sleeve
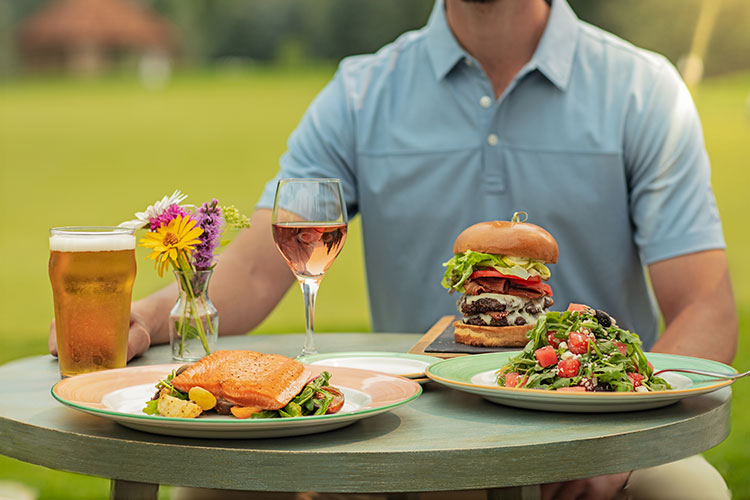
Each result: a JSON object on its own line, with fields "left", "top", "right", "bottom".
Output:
{"left": 256, "top": 68, "right": 359, "bottom": 218}
{"left": 624, "top": 58, "right": 725, "bottom": 265}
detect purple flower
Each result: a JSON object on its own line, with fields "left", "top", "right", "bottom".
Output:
{"left": 192, "top": 199, "right": 225, "bottom": 270}
{"left": 149, "top": 204, "right": 189, "bottom": 231}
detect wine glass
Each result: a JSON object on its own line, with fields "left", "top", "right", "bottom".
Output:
{"left": 272, "top": 178, "right": 348, "bottom": 356}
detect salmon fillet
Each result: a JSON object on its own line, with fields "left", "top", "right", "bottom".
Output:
{"left": 171, "top": 350, "right": 312, "bottom": 410}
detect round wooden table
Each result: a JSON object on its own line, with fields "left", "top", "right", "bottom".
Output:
{"left": 0, "top": 333, "right": 731, "bottom": 500}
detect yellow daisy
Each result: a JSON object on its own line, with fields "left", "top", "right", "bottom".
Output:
{"left": 140, "top": 215, "right": 204, "bottom": 277}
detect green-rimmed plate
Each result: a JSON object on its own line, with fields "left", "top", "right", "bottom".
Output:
{"left": 52, "top": 364, "right": 421, "bottom": 438}
{"left": 298, "top": 351, "right": 438, "bottom": 379}
{"left": 425, "top": 352, "right": 736, "bottom": 413}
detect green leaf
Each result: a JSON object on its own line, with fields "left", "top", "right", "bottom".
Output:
{"left": 441, "top": 251, "right": 551, "bottom": 293}
{"left": 142, "top": 399, "right": 160, "bottom": 415}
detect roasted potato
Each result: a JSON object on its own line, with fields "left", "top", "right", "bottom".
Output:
{"left": 157, "top": 394, "right": 203, "bottom": 418}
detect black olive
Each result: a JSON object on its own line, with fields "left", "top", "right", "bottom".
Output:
{"left": 175, "top": 364, "right": 192, "bottom": 376}
{"left": 515, "top": 316, "right": 526, "bottom": 325}
{"left": 595, "top": 309, "right": 612, "bottom": 327}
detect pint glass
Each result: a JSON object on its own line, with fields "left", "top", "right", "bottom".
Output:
{"left": 49, "top": 227, "right": 136, "bottom": 378}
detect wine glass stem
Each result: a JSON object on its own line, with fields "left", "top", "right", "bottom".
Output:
{"left": 300, "top": 277, "right": 321, "bottom": 356}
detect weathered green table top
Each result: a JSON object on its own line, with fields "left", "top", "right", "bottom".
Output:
{"left": 0, "top": 333, "right": 731, "bottom": 494}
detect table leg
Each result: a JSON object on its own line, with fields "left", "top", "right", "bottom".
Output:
{"left": 109, "top": 479, "right": 159, "bottom": 500}
{"left": 486, "top": 485, "right": 540, "bottom": 500}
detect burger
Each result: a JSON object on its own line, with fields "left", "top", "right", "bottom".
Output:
{"left": 441, "top": 218, "right": 558, "bottom": 347}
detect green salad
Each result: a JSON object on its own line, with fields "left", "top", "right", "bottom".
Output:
{"left": 497, "top": 305, "right": 671, "bottom": 392}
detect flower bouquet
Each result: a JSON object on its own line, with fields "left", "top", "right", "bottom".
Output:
{"left": 121, "top": 191, "right": 249, "bottom": 361}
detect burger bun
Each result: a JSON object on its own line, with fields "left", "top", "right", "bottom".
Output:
{"left": 452, "top": 321, "right": 532, "bottom": 347}
{"left": 453, "top": 220, "right": 558, "bottom": 263}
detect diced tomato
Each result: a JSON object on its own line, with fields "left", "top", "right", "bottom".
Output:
{"left": 546, "top": 330, "right": 562, "bottom": 348}
{"left": 568, "top": 331, "right": 593, "bottom": 355}
{"left": 614, "top": 341, "right": 628, "bottom": 356}
{"left": 535, "top": 346, "right": 558, "bottom": 368}
{"left": 557, "top": 358, "right": 581, "bottom": 378}
{"left": 556, "top": 386, "right": 587, "bottom": 392}
{"left": 627, "top": 372, "right": 645, "bottom": 389}
{"left": 470, "top": 269, "right": 541, "bottom": 282}
{"left": 504, "top": 372, "right": 520, "bottom": 388}
{"left": 567, "top": 303, "right": 591, "bottom": 312}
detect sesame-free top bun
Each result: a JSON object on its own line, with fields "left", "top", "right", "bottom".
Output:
{"left": 453, "top": 321, "right": 531, "bottom": 347}
{"left": 452, "top": 220, "right": 559, "bottom": 264}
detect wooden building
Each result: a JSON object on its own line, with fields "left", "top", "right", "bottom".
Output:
{"left": 18, "top": 0, "right": 176, "bottom": 76}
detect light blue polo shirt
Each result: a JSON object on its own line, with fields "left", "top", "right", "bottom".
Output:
{"left": 258, "top": 0, "right": 725, "bottom": 347}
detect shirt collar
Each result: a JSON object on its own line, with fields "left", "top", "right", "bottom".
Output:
{"left": 424, "top": 0, "right": 467, "bottom": 81}
{"left": 424, "top": 0, "right": 579, "bottom": 90}
{"left": 530, "top": 0, "right": 579, "bottom": 90}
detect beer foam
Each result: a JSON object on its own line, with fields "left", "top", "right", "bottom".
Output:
{"left": 50, "top": 233, "right": 135, "bottom": 252}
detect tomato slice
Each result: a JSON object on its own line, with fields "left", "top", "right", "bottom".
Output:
{"left": 469, "top": 269, "right": 552, "bottom": 296}
{"left": 317, "top": 386, "right": 345, "bottom": 414}
{"left": 470, "top": 269, "right": 541, "bottom": 283}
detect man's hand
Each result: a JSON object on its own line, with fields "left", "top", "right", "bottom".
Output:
{"left": 48, "top": 313, "right": 151, "bottom": 362}
{"left": 541, "top": 472, "right": 630, "bottom": 500}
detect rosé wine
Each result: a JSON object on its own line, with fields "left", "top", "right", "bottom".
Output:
{"left": 272, "top": 222, "right": 347, "bottom": 278}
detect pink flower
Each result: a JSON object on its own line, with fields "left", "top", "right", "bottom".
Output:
{"left": 149, "top": 204, "right": 190, "bottom": 231}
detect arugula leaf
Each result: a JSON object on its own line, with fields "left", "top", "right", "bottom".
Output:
{"left": 498, "top": 309, "right": 673, "bottom": 393}
{"left": 248, "top": 371, "right": 338, "bottom": 419}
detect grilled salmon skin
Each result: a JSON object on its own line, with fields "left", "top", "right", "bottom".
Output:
{"left": 171, "top": 350, "right": 312, "bottom": 410}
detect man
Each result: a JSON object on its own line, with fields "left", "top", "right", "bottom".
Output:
{"left": 51, "top": 0, "right": 737, "bottom": 498}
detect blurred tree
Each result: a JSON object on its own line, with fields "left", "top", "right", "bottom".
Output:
{"left": 571, "top": 0, "right": 749, "bottom": 78}
{"left": 5, "top": 0, "right": 748, "bottom": 77}
{"left": 0, "top": 0, "right": 15, "bottom": 78}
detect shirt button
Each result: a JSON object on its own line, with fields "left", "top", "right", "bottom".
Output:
{"left": 480, "top": 96, "right": 492, "bottom": 108}
{"left": 488, "top": 134, "right": 499, "bottom": 146}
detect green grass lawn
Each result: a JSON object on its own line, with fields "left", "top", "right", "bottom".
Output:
{"left": 1, "top": 68, "right": 749, "bottom": 499}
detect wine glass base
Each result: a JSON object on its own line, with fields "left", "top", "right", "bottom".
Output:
{"left": 299, "top": 347, "right": 318, "bottom": 358}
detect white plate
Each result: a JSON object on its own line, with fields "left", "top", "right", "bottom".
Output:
{"left": 425, "top": 352, "right": 736, "bottom": 413}
{"left": 298, "top": 352, "right": 437, "bottom": 379}
{"left": 52, "top": 364, "right": 421, "bottom": 438}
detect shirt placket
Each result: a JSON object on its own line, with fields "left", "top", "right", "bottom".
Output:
{"left": 470, "top": 61, "right": 504, "bottom": 195}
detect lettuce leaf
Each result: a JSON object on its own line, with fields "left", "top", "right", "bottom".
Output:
{"left": 441, "top": 251, "right": 551, "bottom": 293}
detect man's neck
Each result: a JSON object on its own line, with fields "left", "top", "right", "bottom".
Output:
{"left": 445, "top": 0, "right": 550, "bottom": 98}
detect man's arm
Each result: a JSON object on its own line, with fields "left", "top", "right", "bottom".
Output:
{"left": 134, "top": 208, "right": 295, "bottom": 347}
{"left": 648, "top": 249, "right": 737, "bottom": 364}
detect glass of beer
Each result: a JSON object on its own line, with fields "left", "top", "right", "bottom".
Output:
{"left": 49, "top": 227, "right": 137, "bottom": 378}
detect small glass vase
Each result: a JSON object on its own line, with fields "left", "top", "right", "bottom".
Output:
{"left": 169, "top": 269, "right": 218, "bottom": 362}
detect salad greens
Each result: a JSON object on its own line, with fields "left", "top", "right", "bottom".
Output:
{"left": 251, "top": 371, "right": 340, "bottom": 418}
{"left": 442, "top": 250, "right": 551, "bottom": 293}
{"left": 497, "top": 309, "right": 671, "bottom": 392}
{"left": 142, "top": 370, "right": 342, "bottom": 418}
{"left": 142, "top": 370, "right": 188, "bottom": 415}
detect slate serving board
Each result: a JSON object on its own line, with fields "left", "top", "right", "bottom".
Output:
{"left": 408, "top": 316, "right": 516, "bottom": 359}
